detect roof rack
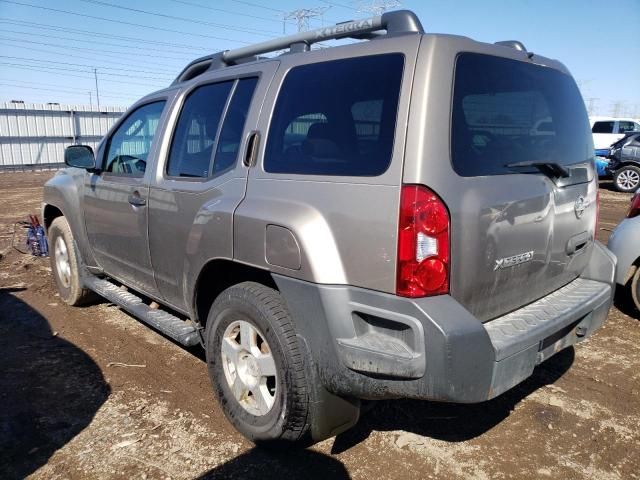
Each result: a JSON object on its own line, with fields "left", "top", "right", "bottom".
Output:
{"left": 172, "top": 10, "right": 424, "bottom": 84}
{"left": 494, "top": 40, "right": 528, "bottom": 52}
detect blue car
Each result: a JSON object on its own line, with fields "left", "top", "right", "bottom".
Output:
{"left": 595, "top": 155, "right": 610, "bottom": 177}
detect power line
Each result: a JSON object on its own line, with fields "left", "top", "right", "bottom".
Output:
{"left": 0, "top": 82, "right": 90, "bottom": 95}
{"left": 0, "top": 64, "right": 168, "bottom": 92}
{"left": 0, "top": 0, "right": 253, "bottom": 44}
{"left": 0, "top": 82, "right": 140, "bottom": 100}
{"left": 76, "top": 0, "right": 279, "bottom": 37}
{"left": 0, "top": 19, "right": 211, "bottom": 51}
{"left": 0, "top": 40, "right": 183, "bottom": 74}
{"left": 0, "top": 77, "right": 151, "bottom": 96}
{"left": 320, "top": 0, "right": 359, "bottom": 11}
{"left": 168, "top": 0, "right": 292, "bottom": 25}
{"left": 0, "top": 28, "right": 199, "bottom": 58}
{"left": 356, "top": 0, "right": 402, "bottom": 15}
{"left": 228, "top": 0, "right": 285, "bottom": 14}
{"left": 0, "top": 55, "right": 175, "bottom": 78}
{"left": 0, "top": 61, "right": 171, "bottom": 83}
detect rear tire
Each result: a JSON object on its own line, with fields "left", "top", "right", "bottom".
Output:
{"left": 204, "top": 282, "right": 311, "bottom": 445}
{"left": 613, "top": 165, "right": 640, "bottom": 193}
{"left": 49, "top": 217, "right": 95, "bottom": 306}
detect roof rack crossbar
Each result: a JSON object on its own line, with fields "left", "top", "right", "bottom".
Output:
{"left": 172, "top": 10, "right": 423, "bottom": 84}
{"left": 224, "top": 10, "right": 422, "bottom": 64}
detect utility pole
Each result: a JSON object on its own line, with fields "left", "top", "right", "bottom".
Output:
{"left": 611, "top": 101, "right": 622, "bottom": 117}
{"left": 93, "top": 68, "right": 101, "bottom": 110}
{"left": 283, "top": 7, "right": 330, "bottom": 32}
{"left": 356, "top": 0, "right": 401, "bottom": 15}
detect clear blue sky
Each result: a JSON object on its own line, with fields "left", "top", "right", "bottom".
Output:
{"left": 0, "top": 0, "right": 638, "bottom": 117}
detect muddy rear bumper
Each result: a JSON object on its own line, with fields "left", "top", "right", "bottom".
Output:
{"left": 274, "top": 241, "right": 616, "bottom": 403}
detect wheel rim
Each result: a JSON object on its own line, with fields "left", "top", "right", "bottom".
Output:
{"left": 618, "top": 169, "right": 640, "bottom": 190}
{"left": 221, "top": 320, "right": 277, "bottom": 416}
{"left": 54, "top": 236, "right": 71, "bottom": 288}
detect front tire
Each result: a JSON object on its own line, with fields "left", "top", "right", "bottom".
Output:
{"left": 613, "top": 165, "right": 640, "bottom": 193}
{"left": 49, "top": 217, "right": 94, "bottom": 306}
{"left": 205, "top": 282, "right": 310, "bottom": 444}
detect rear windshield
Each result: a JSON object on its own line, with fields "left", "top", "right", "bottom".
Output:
{"left": 451, "top": 53, "right": 592, "bottom": 177}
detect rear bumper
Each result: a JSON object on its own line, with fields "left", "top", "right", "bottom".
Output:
{"left": 274, "top": 241, "right": 616, "bottom": 403}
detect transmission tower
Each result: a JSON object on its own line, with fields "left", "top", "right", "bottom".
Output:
{"left": 585, "top": 97, "right": 599, "bottom": 116}
{"left": 356, "top": 0, "right": 401, "bottom": 15}
{"left": 283, "top": 7, "right": 330, "bottom": 33}
{"left": 611, "top": 101, "right": 623, "bottom": 117}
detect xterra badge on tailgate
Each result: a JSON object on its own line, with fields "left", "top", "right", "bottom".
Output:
{"left": 494, "top": 251, "right": 534, "bottom": 271}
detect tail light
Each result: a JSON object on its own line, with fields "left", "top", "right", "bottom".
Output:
{"left": 628, "top": 193, "right": 640, "bottom": 219}
{"left": 397, "top": 185, "right": 450, "bottom": 298}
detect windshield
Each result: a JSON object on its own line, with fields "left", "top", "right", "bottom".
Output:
{"left": 451, "top": 53, "right": 592, "bottom": 177}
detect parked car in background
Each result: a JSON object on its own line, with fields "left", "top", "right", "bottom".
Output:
{"left": 606, "top": 131, "right": 640, "bottom": 192}
{"left": 595, "top": 156, "right": 610, "bottom": 177}
{"left": 608, "top": 193, "right": 640, "bottom": 313}
{"left": 590, "top": 116, "right": 640, "bottom": 150}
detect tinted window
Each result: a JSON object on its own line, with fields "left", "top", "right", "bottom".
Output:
{"left": 617, "top": 121, "right": 637, "bottom": 134}
{"left": 167, "top": 81, "right": 233, "bottom": 177}
{"left": 264, "top": 54, "right": 404, "bottom": 176}
{"left": 104, "top": 101, "right": 165, "bottom": 176}
{"left": 451, "top": 53, "right": 592, "bottom": 177}
{"left": 213, "top": 77, "right": 258, "bottom": 175}
{"left": 592, "top": 121, "right": 614, "bottom": 134}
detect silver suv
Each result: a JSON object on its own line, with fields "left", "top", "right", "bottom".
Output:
{"left": 43, "top": 11, "right": 616, "bottom": 445}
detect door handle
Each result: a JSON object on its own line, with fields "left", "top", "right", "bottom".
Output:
{"left": 243, "top": 130, "right": 260, "bottom": 167}
{"left": 128, "top": 191, "right": 146, "bottom": 207}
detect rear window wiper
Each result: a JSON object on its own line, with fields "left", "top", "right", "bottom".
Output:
{"left": 504, "top": 161, "right": 570, "bottom": 178}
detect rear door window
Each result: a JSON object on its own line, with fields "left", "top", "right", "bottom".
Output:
{"left": 167, "top": 77, "right": 258, "bottom": 178}
{"left": 213, "top": 77, "right": 258, "bottom": 175}
{"left": 592, "top": 121, "right": 615, "bottom": 134}
{"left": 264, "top": 54, "right": 404, "bottom": 176}
{"left": 451, "top": 53, "right": 592, "bottom": 177}
{"left": 167, "top": 81, "right": 233, "bottom": 178}
{"left": 617, "top": 121, "right": 638, "bottom": 134}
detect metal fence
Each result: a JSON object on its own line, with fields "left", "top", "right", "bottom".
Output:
{"left": 0, "top": 102, "right": 126, "bottom": 171}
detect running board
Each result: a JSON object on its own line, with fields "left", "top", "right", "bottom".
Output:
{"left": 85, "top": 277, "right": 200, "bottom": 347}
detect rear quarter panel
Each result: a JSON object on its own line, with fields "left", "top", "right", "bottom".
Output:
{"left": 234, "top": 35, "right": 421, "bottom": 292}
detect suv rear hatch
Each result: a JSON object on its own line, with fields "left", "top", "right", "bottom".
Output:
{"left": 448, "top": 53, "right": 597, "bottom": 321}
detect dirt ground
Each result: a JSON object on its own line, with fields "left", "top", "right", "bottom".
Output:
{"left": 0, "top": 172, "right": 638, "bottom": 480}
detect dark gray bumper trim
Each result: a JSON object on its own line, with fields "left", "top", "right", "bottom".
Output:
{"left": 485, "top": 278, "right": 611, "bottom": 361}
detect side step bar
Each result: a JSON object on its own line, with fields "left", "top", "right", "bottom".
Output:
{"left": 85, "top": 276, "right": 200, "bottom": 347}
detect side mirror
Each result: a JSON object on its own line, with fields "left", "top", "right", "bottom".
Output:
{"left": 64, "top": 145, "right": 96, "bottom": 170}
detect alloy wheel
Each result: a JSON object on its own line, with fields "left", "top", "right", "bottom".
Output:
{"left": 220, "top": 320, "right": 278, "bottom": 416}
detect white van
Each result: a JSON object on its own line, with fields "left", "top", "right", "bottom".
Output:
{"left": 591, "top": 116, "right": 640, "bottom": 150}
